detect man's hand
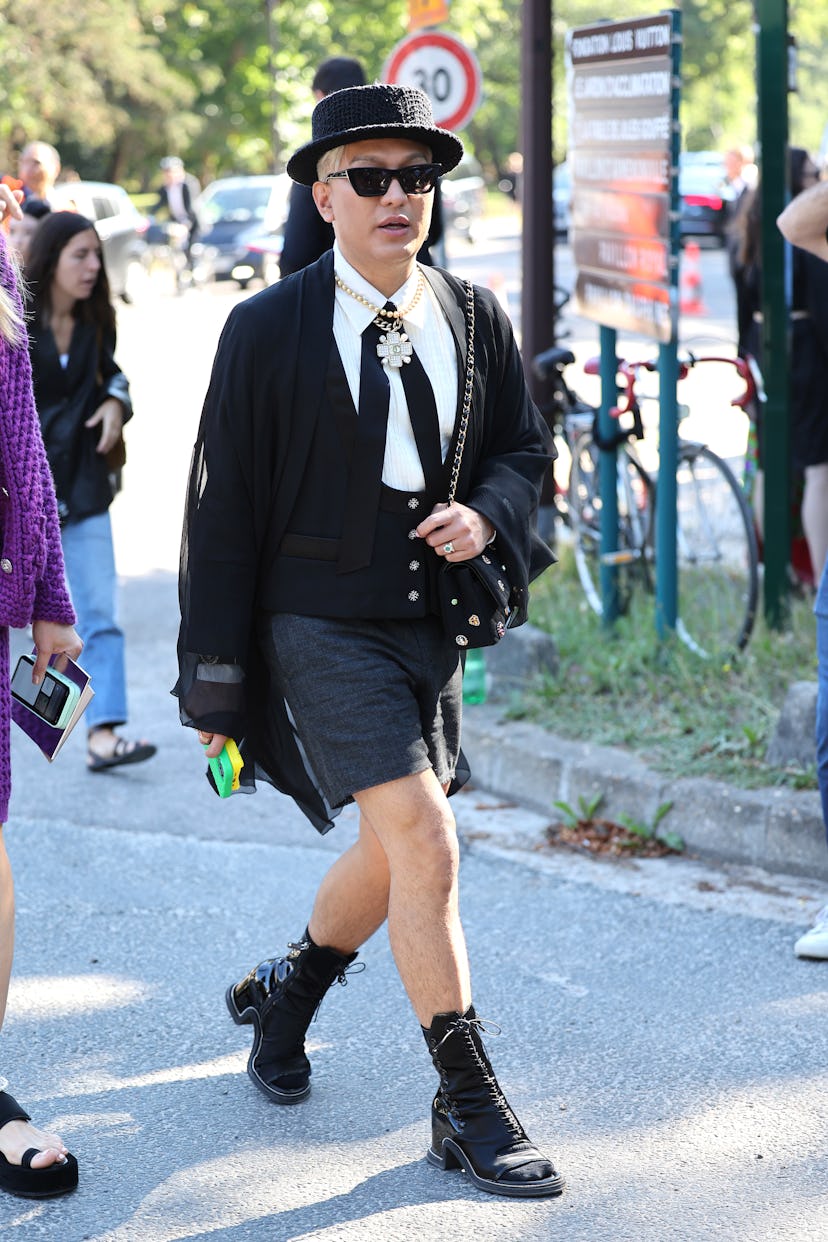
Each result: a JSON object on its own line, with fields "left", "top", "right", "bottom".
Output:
{"left": 197, "top": 730, "right": 228, "bottom": 759}
{"left": 416, "top": 502, "right": 495, "bottom": 562}
{"left": 85, "top": 397, "right": 124, "bottom": 456}
{"left": 31, "top": 620, "right": 83, "bottom": 685}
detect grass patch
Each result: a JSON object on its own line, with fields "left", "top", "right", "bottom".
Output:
{"left": 524, "top": 544, "right": 818, "bottom": 790}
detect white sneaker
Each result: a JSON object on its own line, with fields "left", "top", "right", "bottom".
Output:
{"left": 794, "top": 906, "right": 828, "bottom": 959}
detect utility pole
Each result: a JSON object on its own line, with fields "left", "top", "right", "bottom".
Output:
{"left": 521, "top": 0, "right": 554, "bottom": 373}
{"left": 265, "top": 0, "right": 281, "bottom": 171}
{"left": 521, "top": 0, "right": 555, "bottom": 511}
{"left": 756, "top": 0, "right": 790, "bottom": 627}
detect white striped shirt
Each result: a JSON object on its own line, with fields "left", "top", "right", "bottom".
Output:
{"left": 332, "top": 242, "right": 458, "bottom": 492}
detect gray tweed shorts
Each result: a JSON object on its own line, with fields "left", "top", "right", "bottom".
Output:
{"left": 257, "top": 612, "right": 462, "bottom": 809}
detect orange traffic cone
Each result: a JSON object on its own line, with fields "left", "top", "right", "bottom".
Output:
{"left": 680, "top": 241, "right": 706, "bottom": 315}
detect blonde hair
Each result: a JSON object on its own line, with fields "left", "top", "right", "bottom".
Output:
{"left": 0, "top": 256, "right": 24, "bottom": 347}
{"left": 316, "top": 145, "right": 345, "bottom": 182}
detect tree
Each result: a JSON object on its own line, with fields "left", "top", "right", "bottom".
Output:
{"left": 0, "top": 0, "right": 192, "bottom": 180}
{"left": 3, "top": 1, "right": 827, "bottom": 193}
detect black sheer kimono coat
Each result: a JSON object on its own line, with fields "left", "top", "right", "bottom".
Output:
{"left": 176, "top": 250, "right": 554, "bottom": 831}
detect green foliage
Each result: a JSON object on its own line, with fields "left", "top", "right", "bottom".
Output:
{"left": 618, "top": 800, "right": 682, "bottom": 851}
{"left": 553, "top": 791, "right": 603, "bottom": 828}
{"left": 2, "top": 2, "right": 827, "bottom": 192}
{"left": 0, "top": 0, "right": 193, "bottom": 180}
{"left": 528, "top": 544, "right": 818, "bottom": 791}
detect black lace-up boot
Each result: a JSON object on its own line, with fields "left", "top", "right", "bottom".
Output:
{"left": 226, "top": 929, "right": 359, "bottom": 1104}
{"left": 422, "top": 1007, "right": 565, "bottom": 1198}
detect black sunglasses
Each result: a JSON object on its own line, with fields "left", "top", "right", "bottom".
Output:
{"left": 324, "top": 163, "right": 442, "bottom": 197}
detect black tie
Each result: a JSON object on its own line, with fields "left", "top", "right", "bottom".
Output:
{"left": 388, "top": 301, "right": 443, "bottom": 485}
{"left": 337, "top": 316, "right": 391, "bottom": 574}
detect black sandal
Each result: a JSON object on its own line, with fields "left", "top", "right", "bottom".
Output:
{"left": 87, "top": 735, "right": 157, "bottom": 772}
{"left": 0, "top": 1091, "right": 78, "bottom": 1199}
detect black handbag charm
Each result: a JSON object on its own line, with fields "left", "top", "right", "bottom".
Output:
{"left": 437, "top": 280, "right": 515, "bottom": 649}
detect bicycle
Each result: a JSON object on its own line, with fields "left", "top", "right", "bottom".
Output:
{"left": 533, "top": 345, "right": 761, "bottom": 658}
{"left": 142, "top": 217, "right": 198, "bottom": 294}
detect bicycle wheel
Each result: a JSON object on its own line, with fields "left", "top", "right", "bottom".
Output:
{"left": 674, "top": 443, "right": 759, "bottom": 656}
{"left": 568, "top": 432, "right": 653, "bottom": 616}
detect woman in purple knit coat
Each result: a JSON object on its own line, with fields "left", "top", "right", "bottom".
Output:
{"left": 0, "top": 188, "right": 83, "bottom": 1199}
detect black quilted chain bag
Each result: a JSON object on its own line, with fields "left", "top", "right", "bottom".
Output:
{"left": 436, "top": 280, "right": 515, "bottom": 649}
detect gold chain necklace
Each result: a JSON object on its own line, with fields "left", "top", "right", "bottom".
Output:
{"left": 334, "top": 270, "right": 425, "bottom": 368}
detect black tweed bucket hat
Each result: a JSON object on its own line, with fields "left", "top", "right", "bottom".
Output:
{"left": 286, "top": 83, "right": 465, "bottom": 186}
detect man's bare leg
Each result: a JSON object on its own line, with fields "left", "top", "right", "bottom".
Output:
{"left": 352, "top": 770, "right": 471, "bottom": 1026}
{"left": 307, "top": 813, "right": 391, "bottom": 953}
{"left": 349, "top": 772, "right": 562, "bottom": 1197}
{"left": 227, "top": 810, "right": 394, "bottom": 1103}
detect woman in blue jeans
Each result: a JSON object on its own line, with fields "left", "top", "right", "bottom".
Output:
{"left": 24, "top": 211, "right": 155, "bottom": 771}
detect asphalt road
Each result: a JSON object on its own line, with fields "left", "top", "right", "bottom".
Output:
{"left": 1, "top": 226, "right": 825, "bottom": 1241}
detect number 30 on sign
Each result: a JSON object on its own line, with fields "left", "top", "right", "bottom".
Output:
{"left": 384, "top": 31, "right": 482, "bottom": 133}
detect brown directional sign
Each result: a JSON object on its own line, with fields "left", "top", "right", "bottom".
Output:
{"left": 573, "top": 234, "right": 670, "bottom": 284}
{"left": 568, "top": 14, "right": 674, "bottom": 64}
{"left": 575, "top": 271, "right": 673, "bottom": 343}
{"left": 566, "top": 11, "right": 679, "bottom": 341}
{"left": 571, "top": 148, "right": 670, "bottom": 195}
{"left": 571, "top": 188, "right": 670, "bottom": 240}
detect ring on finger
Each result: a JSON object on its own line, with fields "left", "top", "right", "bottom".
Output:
{"left": 443, "top": 541, "right": 455, "bottom": 554}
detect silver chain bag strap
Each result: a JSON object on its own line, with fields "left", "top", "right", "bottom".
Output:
{"left": 436, "top": 279, "right": 514, "bottom": 648}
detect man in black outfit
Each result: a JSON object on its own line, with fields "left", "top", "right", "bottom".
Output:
{"left": 176, "top": 84, "right": 562, "bottom": 1200}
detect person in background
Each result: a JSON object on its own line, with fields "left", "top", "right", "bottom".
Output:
{"left": 7, "top": 198, "right": 51, "bottom": 266}
{"left": 177, "top": 83, "right": 561, "bottom": 1200}
{"left": 24, "top": 211, "right": 156, "bottom": 773}
{"left": 0, "top": 186, "right": 82, "bottom": 1199}
{"left": 723, "top": 145, "right": 754, "bottom": 358}
{"left": 738, "top": 149, "right": 828, "bottom": 586}
{"left": 278, "top": 57, "right": 368, "bottom": 278}
{"left": 777, "top": 164, "right": 828, "bottom": 959}
{"left": 784, "top": 149, "right": 828, "bottom": 586}
{"left": 16, "top": 141, "right": 61, "bottom": 204}
{"left": 279, "top": 56, "right": 444, "bottom": 277}
{"left": 152, "top": 156, "right": 199, "bottom": 274}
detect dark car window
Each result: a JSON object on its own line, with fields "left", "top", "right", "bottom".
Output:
{"left": 200, "top": 186, "right": 273, "bottom": 226}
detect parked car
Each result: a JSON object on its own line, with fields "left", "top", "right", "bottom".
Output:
{"left": 678, "top": 151, "right": 735, "bottom": 246}
{"left": 440, "top": 157, "right": 486, "bottom": 242}
{"left": 553, "top": 161, "right": 571, "bottom": 238}
{"left": 193, "top": 174, "right": 292, "bottom": 287}
{"left": 50, "top": 180, "right": 149, "bottom": 302}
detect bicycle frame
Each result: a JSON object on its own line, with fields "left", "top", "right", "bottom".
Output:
{"left": 532, "top": 344, "right": 760, "bottom": 655}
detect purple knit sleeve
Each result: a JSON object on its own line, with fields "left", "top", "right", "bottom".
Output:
{"left": 0, "top": 235, "right": 75, "bottom": 628}
{"left": 32, "top": 449, "right": 75, "bottom": 624}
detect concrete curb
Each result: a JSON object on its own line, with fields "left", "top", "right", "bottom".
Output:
{"left": 461, "top": 705, "right": 828, "bottom": 882}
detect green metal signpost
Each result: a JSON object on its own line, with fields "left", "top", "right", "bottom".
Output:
{"left": 756, "top": 0, "right": 791, "bottom": 628}
{"left": 567, "top": 11, "right": 681, "bottom": 635}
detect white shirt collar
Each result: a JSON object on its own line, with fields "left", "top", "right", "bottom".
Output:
{"left": 333, "top": 241, "right": 427, "bottom": 334}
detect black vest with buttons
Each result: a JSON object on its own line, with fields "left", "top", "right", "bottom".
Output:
{"left": 259, "top": 345, "right": 445, "bottom": 619}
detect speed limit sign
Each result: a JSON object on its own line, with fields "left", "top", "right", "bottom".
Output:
{"left": 383, "top": 31, "right": 482, "bottom": 132}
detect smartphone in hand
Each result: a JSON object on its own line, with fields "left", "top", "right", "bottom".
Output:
{"left": 11, "top": 653, "right": 80, "bottom": 732}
